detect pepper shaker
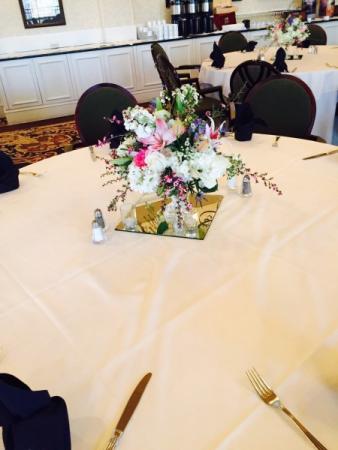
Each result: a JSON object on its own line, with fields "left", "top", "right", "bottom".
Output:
{"left": 241, "top": 175, "right": 252, "bottom": 197}
{"left": 94, "top": 208, "right": 105, "bottom": 229}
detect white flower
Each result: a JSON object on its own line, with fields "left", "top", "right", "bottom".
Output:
{"left": 116, "top": 136, "right": 136, "bottom": 157}
{"left": 145, "top": 151, "right": 169, "bottom": 172}
{"left": 190, "top": 151, "right": 229, "bottom": 189}
{"left": 128, "top": 163, "right": 161, "bottom": 193}
{"left": 123, "top": 105, "right": 155, "bottom": 140}
{"left": 154, "top": 109, "right": 171, "bottom": 121}
{"left": 170, "top": 156, "right": 192, "bottom": 182}
{"left": 135, "top": 124, "right": 154, "bottom": 140}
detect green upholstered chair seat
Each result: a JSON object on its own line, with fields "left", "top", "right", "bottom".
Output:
{"left": 218, "top": 31, "right": 248, "bottom": 54}
{"left": 245, "top": 75, "right": 316, "bottom": 139}
{"left": 308, "top": 23, "right": 327, "bottom": 45}
{"left": 230, "top": 60, "right": 280, "bottom": 103}
{"left": 75, "top": 83, "right": 137, "bottom": 146}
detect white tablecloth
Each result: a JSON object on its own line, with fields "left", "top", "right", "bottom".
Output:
{"left": 1, "top": 136, "right": 338, "bottom": 449}
{"left": 199, "top": 46, "right": 338, "bottom": 144}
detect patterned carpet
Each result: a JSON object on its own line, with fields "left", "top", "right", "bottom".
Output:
{"left": 0, "top": 120, "right": 81, "bottom": 167}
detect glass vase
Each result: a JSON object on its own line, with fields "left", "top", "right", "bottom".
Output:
{"left": 227, "top": 176, "right": 237, "bottom": 190}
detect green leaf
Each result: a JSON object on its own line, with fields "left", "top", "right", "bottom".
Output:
{"left": 175, "top": 97, "right": 184, "bottom": 114}
{"left": 157, "top": 221, "right": 169, "bottom": 235}
{"left": 156, "top": 185, "right": 165, "bottom": 196}
{"left": 201, "top": 183, "right": 218, "bottom": 193}
{"left": 112, "top": 157, "right": 132, "bottom": 166}
{"left": 198, "top": 226, "right": 207, "bottom": 240}
{"left": 155, "top": 97, "right": 163, "bottom": 110}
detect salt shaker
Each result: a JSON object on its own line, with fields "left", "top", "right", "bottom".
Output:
{"left": 94, "top": 208, "right": 105, "bottom": 229}
{"left": 92, "top": 220, "right": 105, "bottom": 244}
{"left": 241, "top": 175, "right": 252, "bottom": 197}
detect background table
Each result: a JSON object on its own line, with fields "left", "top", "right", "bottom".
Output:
{"left": 1, "top": 136, "right": 338, "bottom": 449}
{"left": 199, "top": 46, "right": 338, "bottom": 144}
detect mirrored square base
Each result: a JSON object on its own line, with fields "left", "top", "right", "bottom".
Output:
{"left": 115, "top": 194, "right": 223, "bottom": 240}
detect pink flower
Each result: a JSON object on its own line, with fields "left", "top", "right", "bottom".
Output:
{"left": 134, "top": 148, "right": 148, "bottom": 168}
{"left": 205, "top": 116, "right": 224, "bottom": 140}
{"left": 140, "top": 119, "right": 176, "bottom": 151}
{"left": 97, "top": 136, "right": 109, "bottom": 147}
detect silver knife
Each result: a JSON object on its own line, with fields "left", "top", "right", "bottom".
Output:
{"left": 303, "top": 148, "right": 338, "bottom": 160}
{"left": 106, "top": 373, "right": 152, "bottom": 449}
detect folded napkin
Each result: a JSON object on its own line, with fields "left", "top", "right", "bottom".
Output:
{"left": 210, "top": 42, "right": 225, "bottom": 69}
{"left": 0, "top": 374, "right": 71, "bottom": 450}
{"left": 273, "top": 47, "right": 288, "bottom": 73}
{"left": 233, "top": 102, "right": 265, "bottom": 141}
{"left": 245, "top": 41, "right": 257, "bottom": 52}
{"left": 0, "top": 152, "right": 19, "bottom": 194}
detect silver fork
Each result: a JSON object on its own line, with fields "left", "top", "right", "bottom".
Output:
{"left": 89, "top": 145, "right": 97, "bottom": 162}
{"left": 246, "top": 368, "right": 328, "bottom": 450}
{"left": 272, "top": 136, "right": 280, "bottom": 147}
{"left": 19, "top": 170, "right": 42, "bottom": 177}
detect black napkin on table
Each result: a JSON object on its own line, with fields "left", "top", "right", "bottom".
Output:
{"left": 233, "top": 103, "right": 266, "bottom": 141}
{"left": 210, "top": 42, "right": 225, "bottom": 69}
{"left": 0, "top": 373, "right": 71, "bottom": 450}
{"left": 245, "top": 40, "right": 258, "bottom": 52}
{"left": 0, "top": 152, "right": 19, "bottom": 194}
{"left": 273, "top": 47, "right": 288, "bottom": 73}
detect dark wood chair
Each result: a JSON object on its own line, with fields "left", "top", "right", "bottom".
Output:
{"left": 154, "top": 54, "right": 226, "bottom": 116}
{"left": 245, "top": 74, "right": 317, "bottom": 139}
{"left": 75, "top": 83, "right": 137, "bottom": 147}
{"left": 230, "top": 60, "right": 280, "bottom": 103}
{"left": 151, "top": 42, "right": 201, "bottom": 82}
{"left": 151, "top": 42, "right": 216, "bottom": 92}
{"left": 218, "top": 31, "right": 248, "bottom": 54}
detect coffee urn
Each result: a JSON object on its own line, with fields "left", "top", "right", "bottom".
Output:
{"left": 170, "top": 0, "right": 182, "bottom": 25}
{"left": 199, "top": 0, "right": 214, "bottom": 33}
{"left": 170, "top": 0, "right": 214, "bottom": 36}
{"left": 187, "top": 0, "right": 201, "bottom": 34}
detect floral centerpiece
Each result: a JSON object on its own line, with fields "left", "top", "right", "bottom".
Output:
{"left": 103, "top": 85, "right": 281, "bottom": 236}
{"left": 268, "top": 15, "right": 309, "bottom": 48}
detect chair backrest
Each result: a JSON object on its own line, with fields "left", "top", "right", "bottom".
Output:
{"left": 218, "top": 31, "right": 248, "bottom": 53}
{"left": 230, "top": 60, "right": 280, "bottom": 102}
{"left": 75, "top": 83, "right": 137, "bottom": 146}
{"left": 245, "top": 74, "right": 316, "bottom": 139}
{"left": 153, "top": 54, "right": 181, "bottom": 92}
{"left": 151, "top": 43, "right": 171, "bottom": 88}
{"left": 308, "top": 23, "right": 327, "bottom": 45}
{"left": 151, "top": 42, "right": 169, "bottom": 64}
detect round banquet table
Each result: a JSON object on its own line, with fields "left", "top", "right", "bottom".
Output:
{"left": 199, "top": 46, "right": 338, "bottom": 144}
{"left": 1, "top": 135, "right": 338, "bottom": 450}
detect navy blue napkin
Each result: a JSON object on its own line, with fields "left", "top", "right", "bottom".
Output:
{"left": 233, "top": 103, "right": 266, "bottom": 141}
{"left": 0, "top": 152, "right": 19, "bottom": 194}
{"left": 245, "top": 41, "right": 257, "bottom": 52}
{"left": 273, "top": 47, "right": 288, "bottom": 73}
{"left": 210, "top": 42, "right": 225, "bottom": 69}
{"left": 0, "top": 374, "right": 71, "bottom": 450}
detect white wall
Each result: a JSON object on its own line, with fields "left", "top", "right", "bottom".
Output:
{"left": 0, "top": 0, "right": 303, "bottom": 40}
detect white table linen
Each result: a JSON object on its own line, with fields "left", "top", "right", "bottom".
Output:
{"left": 1, "top": 136, "right": 338, "bottom": 449}
{"left": 199, "top": 46, "right": 338, "bottom": 144}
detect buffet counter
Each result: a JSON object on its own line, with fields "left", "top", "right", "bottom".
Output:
{"left": 0, "top": 17, "right": 337, "bottom": 125}
{"left": 0, "top": 17, "right": 337, "bottom": 63}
